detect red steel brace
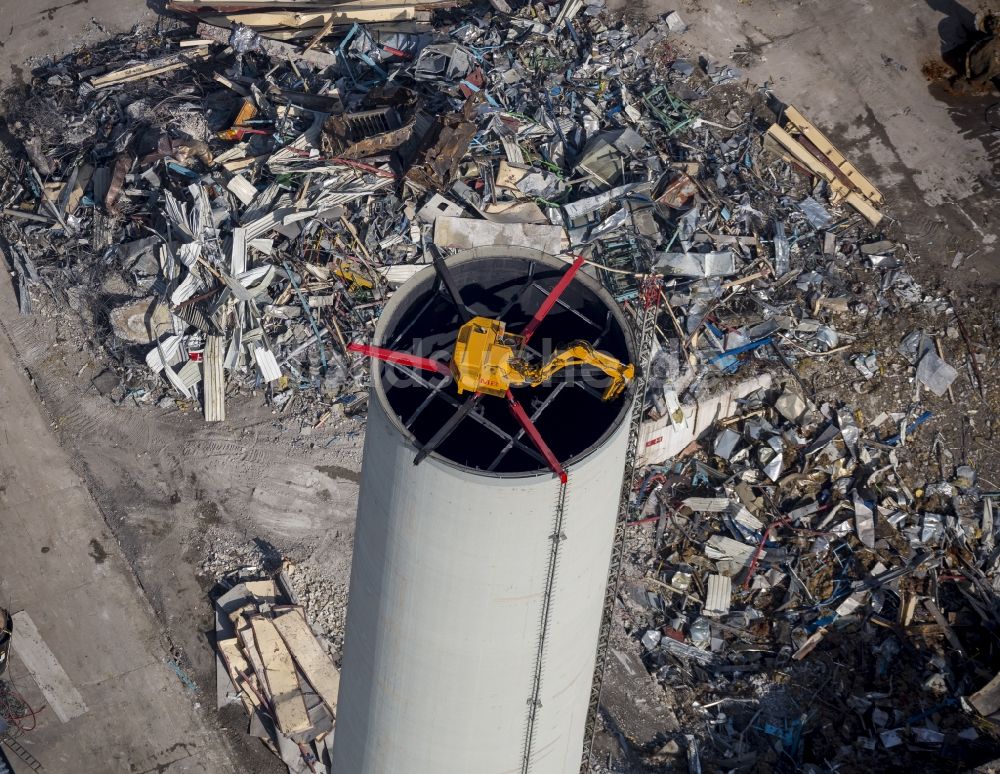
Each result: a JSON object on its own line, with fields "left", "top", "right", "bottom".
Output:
{"left": 348, "top": 342, "right": 451, "bottom": 376}
{"left": 520, "top": 254, "right": 586, "bottom": 348}
{"left": 506, "top": 389, "right": 567, "bottom": 483}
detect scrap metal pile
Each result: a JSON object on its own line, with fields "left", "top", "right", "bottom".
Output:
{"left": 614, "top": 373, "right": 1000, "bottom": 769}
{"left": 0, "top": 0, "right": 832, "bottom": 428}
{"left": 2, "top": 0, "right": 1000, "bottom": 771}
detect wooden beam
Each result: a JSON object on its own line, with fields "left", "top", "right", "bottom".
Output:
{"left": 250, "top": 616, "right": 312, "bottom": 734}
{"left": 783, "top": 106, "right": 883, "bottom": 206}
{"left": 196, "top": 21, "right": 337, "bottom": 68}
{"left": 89, "top": 49, "right": 212, "bottom": 88}
{"left": 208, "top": 5, "right": 419, "bottom": 29}
{"left": 273, "top": 609, "right": 341, "bottom": 716}
{"left": 765, "top": 124, "right": 882, "bottom": 225}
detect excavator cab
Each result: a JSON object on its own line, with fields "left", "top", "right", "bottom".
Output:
{"left": 451, "top": 317, "right": 520, "bottom": 397}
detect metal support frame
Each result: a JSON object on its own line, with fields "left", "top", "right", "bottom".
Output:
{"left": 590, "top": 235, "right": 648, "bottom": 303}
{"left": 389, "top": 360, "right": 549, "bottom": 468}
{"left": 642, "top": 85, "right": 697, "bottom": 136}
{"left": 521, "top": 479, "right": 569, "bottom": 773}
{"left": 579, "top": 279, "right": 659, "bottom": 772}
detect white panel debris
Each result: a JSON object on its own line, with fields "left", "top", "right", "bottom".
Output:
{"left": 253, "top": 346, "right": 282, "bottom": 382}
{"left": 703, "top": 575, "right": 732, "bottom": 618}
{"left": 226, "top": 174, "right": 258, "bottom": 205}
{"left": 433, "top": 215, "right": 567, "bottom": 254}
{"left": 638, "top": 375, "right": 773, "bottom": 466}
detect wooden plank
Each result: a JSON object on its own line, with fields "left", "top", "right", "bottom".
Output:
{"left": 766, "top": 125, "right": 850, "bottom": 197}
{"left": 172, "top": 0, "right": 377, "bottom": 7}
{"left": 783, "top": 106, "right": 883, "bottom": 206}
{"left": 302, "top": 14, "right": 337, "bottom": 53}
{"left": 249, "top": 616, "right": 312, "bottom": 734}
{"left": 65, "top": 164, "right": 95, "bottom": 214}
{"left": 844, "top": 190, "right": 883, "bottom": 226}
{"left": 172, "top": 0, "right": 449, "bottom": 9}
{"left": 222, "top": 154, "right": 270, "bottom": 172}
{"left": 89, "top": 50, "right": 212, "bottom": 88}
{"left": 272, "top": 609, "right": 340, "bottom": 715}
{"left": 197, "top": 21, "right": 337, "bottom": 68}
{"left": 212, "top": 5, "right": 418, "bottom": 27}
{"left": 244, "top": 19, "right": 432, "bottom": 41}
{"left": 765, "top": 125, "right": 882, "bottom": 225}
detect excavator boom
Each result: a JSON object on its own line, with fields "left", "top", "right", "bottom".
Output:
{"left": 508, "top": 342, "right": 635, "bottom": 400}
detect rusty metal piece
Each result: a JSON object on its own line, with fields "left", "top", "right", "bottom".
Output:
{"left": 405, "top": 113, "right": 476, "bottom": 189}
{"left": 104, "top": 153, "right": 132, "bottom": 215}
{"left": 657, "top": 172, "right": 698, "bottom": 209}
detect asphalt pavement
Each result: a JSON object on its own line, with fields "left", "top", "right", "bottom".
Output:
{"left": 0, "top": 270, "right": 236, "bottom": 774}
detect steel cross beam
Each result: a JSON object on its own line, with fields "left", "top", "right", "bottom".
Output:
{"left": 387, "top": 360, "right": 550, "bottom": 468}
{"left": 348, "top": 342, "right": 450, "bottom": 376}
{"left": 520, "top": 255, "right": 586, "bottom": 347}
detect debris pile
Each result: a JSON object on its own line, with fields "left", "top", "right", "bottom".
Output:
{"left": 0, "top": 0, "right": 872, "bottom": 430}
{"left": 599, "top": 140, "right": 1000, "bottom": 769}
{"left": 2, "top": 0, "right": 1000, "bottom": 771}
{"left": 203, "top": 538, "right": 350, "bottom": 656}
{"left": 214, "top": 572, "right": 340, "bottom": 772}
{"left": 613, "top": 376, "right": 999, "bottom": 765}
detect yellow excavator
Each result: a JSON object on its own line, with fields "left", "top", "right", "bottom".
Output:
{"left": 451, "top": 316, "right": 634, "bottom": 400}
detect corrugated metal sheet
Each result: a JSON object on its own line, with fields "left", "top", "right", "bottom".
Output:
{"left": 230, "top": 226, "right": 247, "bottom": 274}
{"left": 704, "top": 574, "right": 732, "bottom": 618}
{"left": 177, "top": 360, "right": 202, "bottom": 389}
{"left": 254, "top": 346, "right": 282, "bottom": 382}
{"left": 705, "top": 535, "right": 760, "bottom": 565}
{"left": 682, "top": 497, "right": 729, "bottom": 512}
{"left": 204, "top": 334, "right": 226, "bottom": 422}
{"left": 145, "top": 334, "right": 184, "bottom": 373}
{"left": 163, "top": 364, "right": 192, "bottom": 398}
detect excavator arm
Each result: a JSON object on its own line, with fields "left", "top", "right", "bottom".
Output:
{"left": 508, "top": 341, "right": 635, "bottom": 400}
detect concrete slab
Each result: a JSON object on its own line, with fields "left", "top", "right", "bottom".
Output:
{"left": 10, "top": 612, "right": 87, "bottom": 724}
{"left": 0, "top": 272, "right": 237, "bottom": 773}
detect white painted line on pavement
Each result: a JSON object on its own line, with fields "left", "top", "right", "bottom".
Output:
{"left": 11, "top": 611, "right": 88, "bottom": 723}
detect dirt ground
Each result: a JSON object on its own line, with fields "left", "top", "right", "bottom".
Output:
{"left": 0, "top": 294, "right": 364, "bottom": 771}
{"left": 0, "top": 0, "right": 998, "bottom": 770}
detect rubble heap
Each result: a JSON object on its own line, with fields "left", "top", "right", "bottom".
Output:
{"left": 2, "top": 1, "right": 1000, "bottom": 772}
{"left": 215, "top": 572, "right": 341, "bottom": 772}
